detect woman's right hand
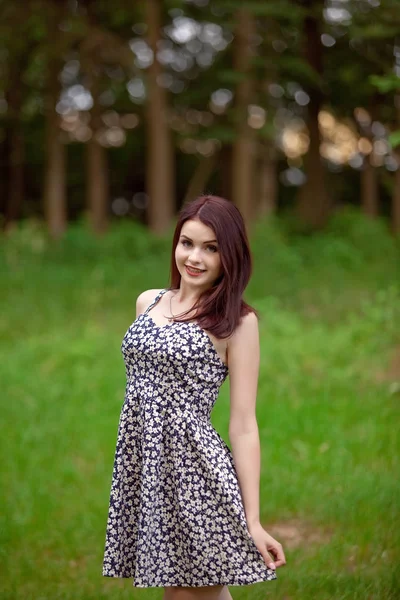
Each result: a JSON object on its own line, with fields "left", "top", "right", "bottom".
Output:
{"left": 248, "top": 522, "right": 286, "bottom": 569}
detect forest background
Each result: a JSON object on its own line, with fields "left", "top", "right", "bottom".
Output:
{"left": 1, "top": 0, "right": 400, "bottom": 599}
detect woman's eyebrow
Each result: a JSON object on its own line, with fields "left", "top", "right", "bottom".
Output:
{"left": 180, "top": 234, "right": 217, "bottom": 243}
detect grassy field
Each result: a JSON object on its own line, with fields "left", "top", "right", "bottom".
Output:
{"left": 1, "top": 211, "right": 399, "bottom": 599}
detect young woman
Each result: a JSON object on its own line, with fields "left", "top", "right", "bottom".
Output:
{"left": 102, "top": 195, "right": 286, "bottom": 599}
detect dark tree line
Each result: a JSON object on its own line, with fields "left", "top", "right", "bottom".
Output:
{"left": 1, "top": 0, "right": 400, "bottom": 237}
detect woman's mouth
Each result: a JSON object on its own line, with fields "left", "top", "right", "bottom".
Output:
{"left": 185, "top": 265, "right": 206, "bottom": 277}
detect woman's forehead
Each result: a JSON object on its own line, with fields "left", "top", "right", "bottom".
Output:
{"left": 180, "top": 218, "right": 217, "bottom": 241}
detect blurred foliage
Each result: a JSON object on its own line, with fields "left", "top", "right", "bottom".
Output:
{"left": 1, "top": 208, "right": 398, "bottom": 332}
{"left": 1, "top": 0, "right": 400, "bottom": 226}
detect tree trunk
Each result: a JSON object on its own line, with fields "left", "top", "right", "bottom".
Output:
{"left": 87, "top": 135, "right": 109, "bottom": 234}
{"left": 43, "top": 3, "right": 68, "bottom": 240}
{"left": 80, "top": 1, "right": 109, "bottom": 234}
{"left": 393, "top": 155, "right": 400, "bottom": 235}
{"left": 219, "top": 145, "right": 232, "bottom": 200}
{"left": 43, "top": 59, "right": 67, "bottom": 239}
{"left": 5, "top": 125, "right": 25, "bottom": 228}
{"left": 393, "top": 100, "right": 400, "bottom": 236}
{"left": 232, "top": 9, "right": 255, "bottom": 227}
{"left": 0, "top": 136, "right": 7, "bottom": 222}
{"left": 4, "top": 62, "right": 25, "bottom": 230}
{"left": 86, "top": 77, "right": 109, "bottom": 234}
{"left": 360, "top": 99, "right": 379, "bottom": 218}
{"left": 258, "top": 143, "right": 278, "bottom": 217}
{"left": 184, "top": 154, "right": 218, "bottom": 205}
{"left": 297, "top": 2, "right": 330, "bottom": 230}
{"left": 361, "top": 156, "right": 379, "bottom": 217}
{"left": 145, "top": 0, "right": 174, "bottom": 234}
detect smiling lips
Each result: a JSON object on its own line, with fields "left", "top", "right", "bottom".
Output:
{"left": 185, "top": 265, "right": 205, "bottom": 276}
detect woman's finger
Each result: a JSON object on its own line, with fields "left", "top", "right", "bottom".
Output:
{"left": 256, "top": 544, "right": 275, "bottom": 569}
{"left": 271, "top": 544, "right": 286, "bottom": 567}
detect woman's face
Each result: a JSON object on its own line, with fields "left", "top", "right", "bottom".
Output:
{"left": 175, "top": 218, "right": 222, "bottom": 289}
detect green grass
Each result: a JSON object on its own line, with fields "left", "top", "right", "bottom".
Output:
{"left": 1, "top": 210, "right": 399, "bottom": 599}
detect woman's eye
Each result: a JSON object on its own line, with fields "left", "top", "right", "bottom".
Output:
{"left": 181, "top": 240, "right": 217, "bottom": 252}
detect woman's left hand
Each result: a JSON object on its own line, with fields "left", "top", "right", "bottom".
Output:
{"left": 248, "top": 522, "right": 287, "bottom": 570}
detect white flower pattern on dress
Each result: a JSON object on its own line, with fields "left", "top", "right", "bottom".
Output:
{"left": 102, "top": 289, "right": 277, "bottom": 587}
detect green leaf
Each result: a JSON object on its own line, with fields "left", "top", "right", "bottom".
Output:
{"left": 204, "top": 125, "right": 237, "bottom": 144}
{"left": 388, "top": 130, "right": 400, "bottom": 149}
{"left": 351, "top": 23, "right": 400, "bottom": 40}
{"left": 222, "top": 0, "right": 304, "bottom": 20}
{"left": 218, "top": 69, "right": 247, "bottom": 86}
{"left": 257, "top": 122, "right": 276, "bottom": 141}
{"left": 280, "top": 55, "right": 323, "bottom": 88}
{"left": 369, "top": 74, "right": 400, "bottom": 93}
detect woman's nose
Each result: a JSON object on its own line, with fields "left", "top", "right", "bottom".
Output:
{"left": 188, "top": 247, "right": 202, "bottom": 262}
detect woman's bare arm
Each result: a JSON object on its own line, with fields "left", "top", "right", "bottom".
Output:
{"left": 227, "top": 311, "right": 262, "bottom": 530}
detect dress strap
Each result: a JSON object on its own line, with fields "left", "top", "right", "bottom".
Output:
{"left": 143, "top": 289, "right": 168, "bottom": 315}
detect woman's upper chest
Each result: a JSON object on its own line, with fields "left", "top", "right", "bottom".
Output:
{"left": 145, "top": 303, "right": 228, "bottom": 367}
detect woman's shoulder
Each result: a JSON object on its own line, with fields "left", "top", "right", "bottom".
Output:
{"left": 136, "top": 288, "right": 165, "bottom": 314}
{"left": 228, "top": 310, "right": 259, "bottom": 345}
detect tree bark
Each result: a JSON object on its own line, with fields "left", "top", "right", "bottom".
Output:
{"left": 43, "top": 3, "right": 68, "bottom": 240}
{"left": 4, "top": 61, "right": 25, "bottom": 229}
{"left": 297, "top": 2, "right": 330, "bottom": 229}
{"left": 86, "top": 76, "right": 109, "bottom": 234}
{"left": 258, "top": 143, "right": 278, "bottom": 217}
{"left": 80, "top": 0, "right": 110, "bottom": 234}
{"left": 393, "top": 99, "right": 400, "bottom": 236}
{"left": 0, "top": 137, "right": 7, "bottom": 222}
{"left": 232, "top": 9, "right": 255, "bottom": 227}
{"left": 87, "top": 133, "right": 109, "bottom": 234}
{"left": 5, "top": 125, "right": 25, "bottom": 228}
{"left": 43, "top": 57, "right": 67, "bottom": 240}
{"left": 392, "top": 153, "right": 400, "bottom": 235}
{"left": 145, "top": 0, "right": 175, "bottom": 234}
{"left": 219, "top": 145, "right": 232, "bottom": 200}
{"left": 361, "top": 156, "right": 379, "bottom": 217}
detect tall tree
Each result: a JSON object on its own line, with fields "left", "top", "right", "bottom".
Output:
{"left": 231, "top": 9, "right": 256, "bottom": 226}
{"left": 258, "top": 142, "right": 278, "bottom": 217}
{"left": 81, "top": 0, "right": 110, "bottom": 235}
{"left": 393, "top": 119, "right": 400, "bottom": 235}
{"left": 0, "top": 2, "right": 32, "bottom": 230}
{"left": 144, "top": 0, "right": 175, "bottom": 234}
{"left": 43, "top": 2, "right": 68, "bottom": 240}
{"left": 4, "top": 56, "right": 25, "bottom": 229}
{"left": 85, "top": 72, "right": 109, "bottom": 234}
{"left": 371, "top": 74, "right": 400, "bottom": 235}
{"left": 80, "top": 0, "right": 137, "bottom": 233}
{"left": 296, "top": 0, "right": 330, "bottom": 229}
{"left": 349, "top": 0, "right": 400, "bottom": 232}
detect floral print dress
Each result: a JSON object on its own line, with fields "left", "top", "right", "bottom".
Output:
{"left": 102, "top": 288, "right": 277, "bottom": 587}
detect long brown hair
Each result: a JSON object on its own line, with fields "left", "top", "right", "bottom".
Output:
{"left": 169, "top": 195, "right": 256, "bottom": 338}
